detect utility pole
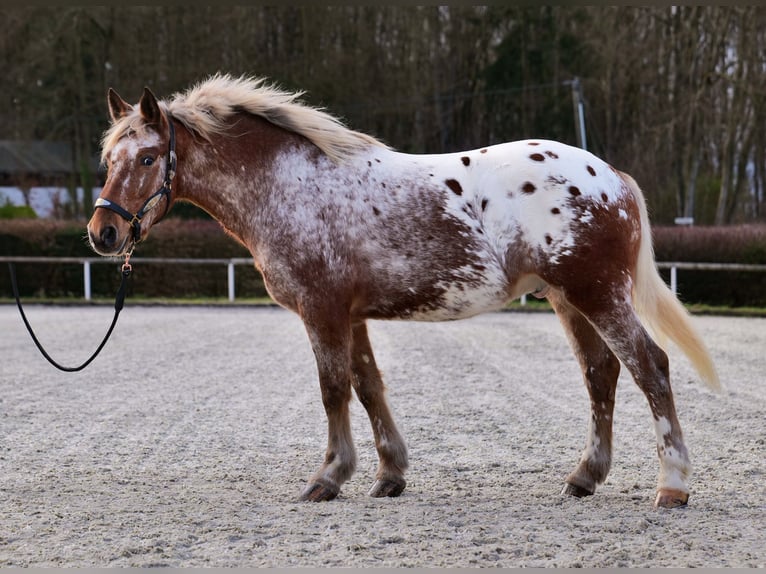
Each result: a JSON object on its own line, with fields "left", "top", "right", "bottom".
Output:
{"left": 570, "top": 77, "right": 587, "bottom": 151}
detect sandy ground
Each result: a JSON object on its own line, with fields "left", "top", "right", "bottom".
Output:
{"left": 1, "top": 304, "right": 763, "bottom": 567}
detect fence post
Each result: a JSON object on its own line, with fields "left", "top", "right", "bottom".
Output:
{"left": 670, "top": 265, "right": 677, "bottom": 295}
{"left": 227, "top": 261, "right": 235, "bottom": 302}
{"left": 83, "top": 261, "right": 92, "bottom": 301}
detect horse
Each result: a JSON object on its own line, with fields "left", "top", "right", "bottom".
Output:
{"left": 87, "top": 73, "right": 719, "bottom": 508}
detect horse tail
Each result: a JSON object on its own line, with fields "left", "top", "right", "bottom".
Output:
{"left": 625, "top": 172, "right": 721, "bottom": 391}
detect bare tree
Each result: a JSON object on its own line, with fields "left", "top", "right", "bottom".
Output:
{"left": 2, "top": 7, "right": 765, "bottom": 223}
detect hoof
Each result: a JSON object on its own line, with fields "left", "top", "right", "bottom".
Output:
{"left": 655, "top": 489, "right": 689, "bottom": 509}
{"left": 561, "top": 482, "right": 594, "bottom": 498}
{"left": 300, "top": 481, "right": 340, "bottom": 502}
{"left": 369, "top": 477, "right": 406, "bottom": 498}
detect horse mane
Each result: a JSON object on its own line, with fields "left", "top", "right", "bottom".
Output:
{"left": 102, "top": 73, "right": 388, "bottom": 163}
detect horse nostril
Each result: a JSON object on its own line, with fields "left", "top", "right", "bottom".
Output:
{"left": 101, "top": 225, "right": 118, "bottom": 248}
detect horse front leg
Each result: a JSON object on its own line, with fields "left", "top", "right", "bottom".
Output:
{"left": 300, "top": 312, "right": 357, "bottom": 502}
{"left": 350, "top": 322, "right": 408, "bottom": 497}
{"left": 549, "top": 291, "right": 620, "bottom": 498}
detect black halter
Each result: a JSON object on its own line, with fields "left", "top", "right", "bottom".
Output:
{"left": 94, "top": 117, "right": 177, "bottom": 244}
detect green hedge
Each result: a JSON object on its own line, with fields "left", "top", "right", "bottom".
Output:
{"left": 2, "top": 220, "right": 766, "bottom": 306}
{"left": 0, "top": 203, "right": 37, "bottom": 219}
{"left": 0, "top": 219, "right": 267, "bottom": 300}
{"left": 652, "top": 225, "right": 766, "bottom": 307}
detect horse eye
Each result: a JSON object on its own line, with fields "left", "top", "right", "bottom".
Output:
{"left": 140, "top": 156, "right": 155, "bottom": 167}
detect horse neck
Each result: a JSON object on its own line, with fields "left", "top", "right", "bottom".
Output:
{"left": 173, "top": 115, "right": 315, "bottom": 245}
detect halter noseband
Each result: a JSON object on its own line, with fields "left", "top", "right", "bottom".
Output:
{"left": 95, "top": 117, "right": 177, "bottom": 244}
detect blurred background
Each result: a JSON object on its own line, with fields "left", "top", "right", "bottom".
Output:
{"left": 1, "top": 6, "right": 765, "bottom": 305}
{"left": 2, "top": 6, "right": 766, "bottom": 224}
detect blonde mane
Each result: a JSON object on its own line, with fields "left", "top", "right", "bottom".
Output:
{"left": 102, "top": 73, "right": 388, "bottom": 163}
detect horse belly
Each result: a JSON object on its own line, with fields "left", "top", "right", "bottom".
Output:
{"left": 360, "top": 259, "right": 513, "bottom": 322}
{"left": 409, "top": 276, "right": 510, "bottom": 321}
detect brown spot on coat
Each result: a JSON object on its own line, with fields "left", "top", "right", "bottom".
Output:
{"left": 480, "top": 149, "right": 488, "bottom": 154}
{"left": 372, "top": 206, "right": 380, "bottom": 216}
{"left": 461, "top": 156, "right": 470, "bottom": 166}
{"left": 545, "top": 234, "right": 553, "bottom": 245}
{"left": 547, "top": 175, "right": 568, "bottom": 185}
{"left": 445, "top": 178, "right": 463, "bottom": 196}
{"left": 528, "top": 142, "right": 540, "bottom": 146}
{"left": 481, "top": 198, "right": 488, "bottom": 211}
{"left": 587, "top": 165, "right": 596, "bottom": 176}
{"left": 545, "top": 151, "right": 559, "bottom": 159}
{"left": 522, "top": 182, "right": 536, "bottom": 194}
{"left": 530, "top": 153, "right": 545, "bottom": 162}
{"left": 569, "top": 186, "right": 581, "bottom": 197}
{"left": 601, "top": 192, "right": 609, "bottom": 202}
{"left": 551, "top": 207, "right": 561, "bottom": 215}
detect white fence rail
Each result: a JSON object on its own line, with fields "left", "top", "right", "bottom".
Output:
{"left": 2, "top": 256, "right": 766, "bottom": 303}
{"left": 0, "top": 256, "right": 255, "bottom": 302}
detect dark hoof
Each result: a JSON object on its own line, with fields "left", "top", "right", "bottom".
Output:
{"left": 300, "top": 481, "right": 340, "bottom": 502}
{"left": 369, "top": 477, "right": 406, "bottom": 498}
{"left": 561, "top": 482, "right": 594, "bottom": 498}
{"left": 654, "top": 489, "right": 688, "bottom": 509}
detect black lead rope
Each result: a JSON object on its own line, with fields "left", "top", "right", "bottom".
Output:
{"left": 8, "top": 261, "right": 131, "bottom": 372}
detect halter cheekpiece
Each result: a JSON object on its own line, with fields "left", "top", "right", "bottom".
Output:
{"left": 94, "top": 117, "right": 177, "bottom": 243}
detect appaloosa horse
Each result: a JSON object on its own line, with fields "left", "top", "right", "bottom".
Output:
{"left": 87, "top": 74, "right": 719, "bottom": 508}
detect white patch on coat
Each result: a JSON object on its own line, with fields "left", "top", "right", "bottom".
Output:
{"left": 653, "top": 415, "right": 691, "bottom": 492}
{"left": 654, "top": 416, "right": 673, "bottom": 438}
{"left": 431, "top": 139, "right": 627, "bottom": 268}
{"left": 581, "top": 424, "right": 602, "bottom": 461}
{"left": 103, "top": 130, "right": 164, "bottom": 210}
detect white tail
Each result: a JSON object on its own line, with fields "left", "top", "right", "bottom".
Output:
{"left": 625, "top": 172, "right": 721, "bottom": 391}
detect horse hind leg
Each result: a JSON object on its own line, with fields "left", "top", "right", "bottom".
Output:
{"left": 549, "top": 291, "right": 620, "bottom": 498}
{"left": 350, "top": 322, "right": 408, "bottom": 497}
{"left": 568, "top": 292, "right": 692, "bottom": 508}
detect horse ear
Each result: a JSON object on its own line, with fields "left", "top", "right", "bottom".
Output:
{"left": 139, "top": 87, "right": 165, "bottom": 129}
{"left": 107, "top": 88, "right": 133, "bottom": 123}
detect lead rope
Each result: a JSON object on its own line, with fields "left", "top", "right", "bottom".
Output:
{"left": 8, "top": 252, "right": 133, "bottom": 372}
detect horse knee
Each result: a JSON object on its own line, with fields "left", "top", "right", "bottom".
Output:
{"left": 601, "top": 352, "right": 621, "bottom": 382}
{"left": 351, "top": 370, "right": 381, "bottom": 408}
{"left": 320, "top": 382, "right": 352, "bottom": 409}
{"left": 584, "top": 353, "right": 619, "bottom": 401}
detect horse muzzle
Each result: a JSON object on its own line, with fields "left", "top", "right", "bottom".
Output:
{"left": 87, "top": 214, "right": 135, "bottom": 256}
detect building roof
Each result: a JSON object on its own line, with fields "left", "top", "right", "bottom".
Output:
{"left": 0, "top": 140, "right": 103, "bottom": 187}
{"left": 0, "top": 140, "right": 74, "bottom": 175}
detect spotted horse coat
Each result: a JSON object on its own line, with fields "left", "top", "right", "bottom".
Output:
{"left": 88, "top": 75, "right": 719, "bottom": 509}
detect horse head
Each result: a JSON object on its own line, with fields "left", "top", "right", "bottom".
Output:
{"left": 87, "top": 87, "right": 176, "bottom": 256}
